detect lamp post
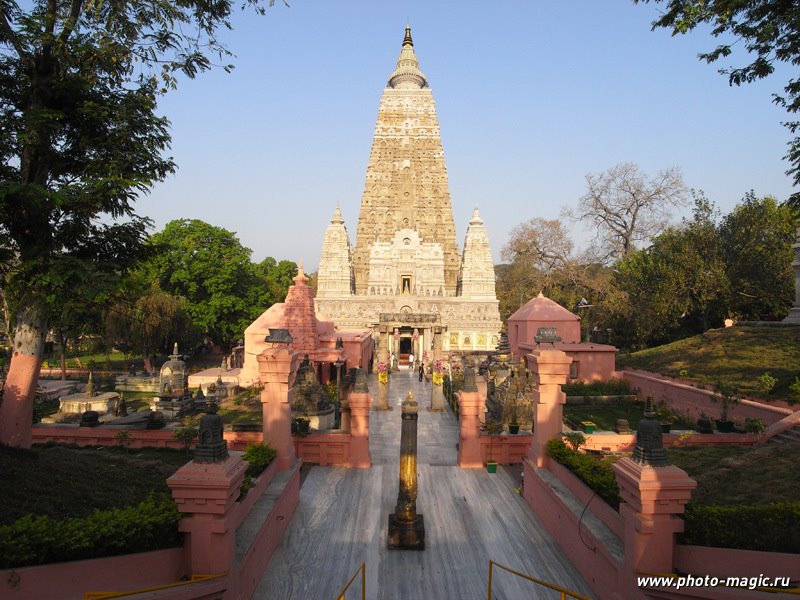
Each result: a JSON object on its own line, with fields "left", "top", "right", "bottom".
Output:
{"left": 574, "top": 298, "right": 593, "bottom": 342}
{"left": 334, "top": 358, "right": 344, "bottom": 429}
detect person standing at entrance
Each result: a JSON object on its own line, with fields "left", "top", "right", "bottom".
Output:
{"left": 418, "top": 363, "right": 424, "bottom": 382}
{"left": 408, "top": 353, "right": 414, "bottom": 370}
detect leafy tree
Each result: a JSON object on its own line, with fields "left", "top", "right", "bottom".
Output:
{"left": 636, "top": 0, "right": 800, "bottom": 205}
{"left": 141, "top": 219, "right": 264, "bottom": 349}
{"left": 611, "top": 194, "right": 730, "bottom": 348}
{"left": 0, "top": 0, "right": 274, "bottom": 448}
{"left": 105, "top": 284, "right": 194, "bottom": 374}
{"left": 564, "top": 162, "right": 688, "bottom": 263}
{"left": 252, "top": 257, "right": 298, "bottom": 310}
{"left": 719, "top": 193, "right": 796, "bottom": 320}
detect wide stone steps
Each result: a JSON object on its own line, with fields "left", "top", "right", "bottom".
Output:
{"left": 769, "top": 424, "right": 800, "bottom": 444}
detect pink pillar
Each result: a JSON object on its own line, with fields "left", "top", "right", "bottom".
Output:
{"left": 167, "top": 456, "right": 248, "bottom": 574}
{"left": 458, "top": 389, "right": 484, "bottom": 468}
{"left": 257, "top": 345, "right": 299, "bottom": 470}
{"left": 348, "top": 389, "right": 371, "bottom": 468}
{"left": 614, "top": 458, "right": 696, "bottom": 596}
{"left": 527, "top": 349, "right": 572, "bottom": 467}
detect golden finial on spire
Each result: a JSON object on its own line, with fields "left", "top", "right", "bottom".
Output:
{"left": 403, "top": 24, "right": 413, "bottom": 47}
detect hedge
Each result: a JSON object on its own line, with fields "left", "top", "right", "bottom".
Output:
{"left": 0, "top": 496, "right": 181, "bottom": 568}
{"left": 681, "top": 502, "right": 800, "bottom": 553}
{"left": 561, "top": 379, "right": 631, "bottom": 397}
{"left": 546, "top": 439, "right": 621, "bottom": 510}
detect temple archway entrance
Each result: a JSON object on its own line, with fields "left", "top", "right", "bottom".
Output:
{"left": 399, "top": 337, "right": 412, "bottom": 355}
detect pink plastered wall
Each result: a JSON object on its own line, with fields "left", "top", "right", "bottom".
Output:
{"left": 622, "top": 370, "right": 795, "bottom": 425}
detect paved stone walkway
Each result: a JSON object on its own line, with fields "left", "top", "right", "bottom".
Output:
{"left": 252, "top": 370, "right": 592, "bottom": 599}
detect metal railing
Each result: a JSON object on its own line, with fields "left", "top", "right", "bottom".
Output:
{"left": 83, "top": 572, "right": 227, "bottom": 600}
{"left": 487, "top": 560, "right": 592, "bottom": 600}
{"left": 334, "top": 561, "right": 366, "bottom": 600}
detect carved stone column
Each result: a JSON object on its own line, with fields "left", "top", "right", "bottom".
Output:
{"left": 257, "top": 342, "right": 299, "bottom": 470}
{"left": 457, "top": 368, "right": 484, "bottom": 467}
{"left": 347, "top": 369, "right": 372, "bottom": 468}
{"left": 388, "top": 391, "right": 425, "bottom": 550}
{"left": 613, "top": 403, "right": 696, "bottom": 597}
{"left": 527, "top": 349, "right": 571, "bottom": 468}
{"left": 432, "top": 325, "right": 443, "bottom": 362}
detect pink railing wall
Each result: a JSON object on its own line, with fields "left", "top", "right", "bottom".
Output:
{"left": 622, "top": 369, "right": 795, "bottom": 425}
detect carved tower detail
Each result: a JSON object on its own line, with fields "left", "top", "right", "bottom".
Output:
{"left": 351, "top": 25, "right": 460, "bottom": 295}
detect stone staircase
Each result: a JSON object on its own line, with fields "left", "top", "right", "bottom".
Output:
{"left": 769, "top": 423, "right": 800, "bottom": 444}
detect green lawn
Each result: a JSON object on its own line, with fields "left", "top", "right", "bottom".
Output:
{"left": 618, "top": 325, "right": 800, "bottom": 401}
{"left": 0, "top": 444, "right": 190, "bottom": 525}
{"left": 563, "top": 404, "right": 644, "bottom": 431}
{"left": 668, "top": 443, "right": 800, "bottom": 505}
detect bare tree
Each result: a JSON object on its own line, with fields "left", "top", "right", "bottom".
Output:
{"left": 502, "top": 217, "right": 574, "bottom": 273}
{"left": 565, "top": 162, "right": 688, "bottom": 263}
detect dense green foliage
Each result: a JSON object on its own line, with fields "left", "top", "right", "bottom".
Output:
{"left": 545, "top": 439, "right": 621, "bottom": 509}
{"left": 243, "top": 442, "right": 277, "bottom": 478}
{"left": 496, "top": 192, "right": 796, "bottom": 350}
{"left": 136, "top": 219, "right": 296, "bottom": 348}
{"left": 0, "top": 0, "right": 274, "bottom": 443}
{"left": 0, "top": 496, "right": 180, "bottom": 568}
{"left": 681, "top": 503, "right": 800, "bottom": 553}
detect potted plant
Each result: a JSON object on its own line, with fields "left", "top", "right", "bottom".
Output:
{"left": 711, "top": 380, "right": 739, "bottom": 433}
{"left": 294, "top": 415, "right": 310, "bottom": 435}
{"left": 483, "top": 419, "right": 504, "bottom": 472}
{"left": 655, "top": 400, "right": 678, "bottom": 433}
{"left": 695, "top": 412, "right": 714, "bottom": 434}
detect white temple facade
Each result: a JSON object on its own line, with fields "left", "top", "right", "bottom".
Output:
{"left": 315, "top": 26, "right": 502, "bottom": 358}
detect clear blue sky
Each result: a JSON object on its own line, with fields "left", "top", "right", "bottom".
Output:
{"left": 138, "top": 1, "right": 795, "bottom": 271}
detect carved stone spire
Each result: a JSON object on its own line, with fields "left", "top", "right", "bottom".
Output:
{"left": 388, "top": 25, "right": 427, "bottom": 90}
{"left": 317, "top": 205, "right": 354, "bottom": 298}
{"left": 459, "top": 206, "right": 499, "bottom": 300}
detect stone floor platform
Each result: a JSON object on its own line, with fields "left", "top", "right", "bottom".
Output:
{"left": 253, "top": 371, "right": 592, "bottom": 599}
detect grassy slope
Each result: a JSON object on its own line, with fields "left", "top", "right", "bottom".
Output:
{"left": 618, "top": 325, "right": 800, "bottom": 401}
{"left": 669, "top": 444, "right": 800, "bottom": 505}
{"left": 0, "top": 444, "right": 190, "bottom": 525}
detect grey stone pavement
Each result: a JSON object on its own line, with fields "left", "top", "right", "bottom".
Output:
{"left": 252, "top": 369, "right": 592, "bottom": 599}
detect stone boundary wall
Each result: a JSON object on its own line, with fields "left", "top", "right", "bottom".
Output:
{"left": 31, "top": 424, "right": 263, "bottom": 451}
{"left": 479, "top": 433, "right": 532, "bottom": 464}
{"left": 622, "top": 369, "right": 795, "bottom": 426}
{"left": 522, "top": 458, "right": 623, "bottom": 598}
{"left": 581, "top": 431, "right": 762, "bottom": 453}
{"left": 546, "top": 457, "right": 624, "bottom": 539}
{"left": 293, "top": 432, "right": 352, "bottom": 466}
{"left": 1, "top": 545, "right": 188, "bottom": 599}
{"left": 674, "top": 544, "right": 800, "bottom": 581}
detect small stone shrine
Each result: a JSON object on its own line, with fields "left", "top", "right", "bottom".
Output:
{"left": 194, "top": 401, "right": 229, "bottom": 463}
{"left": 631, "top": 397, "right": 669, "bottom": 467}
{"left": 485, "top": 364, "right": 534, "bottom": 432}
{"left": 290, "top": 355, "right": 335, "bottom": 430}
{"left": 41, "top": 371, "right": 120, "bottom": 423}
{"left": 151, "top": 343, "right": 197, "bottom": 419}
{"left": 388, "top": 391, "right": 425, "bottom": 550}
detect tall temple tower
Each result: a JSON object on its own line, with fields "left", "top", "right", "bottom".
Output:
{"left": 351, "top": 25, "right": 461, "bottom": 295}
{"left": 316, "top": 26, "right": 501, "bottom": 357}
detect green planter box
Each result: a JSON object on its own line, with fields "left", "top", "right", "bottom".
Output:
{"left": 486, "top": 461, "right": 497, "bottom": 473}
{"left": 581, "top": 421, "right": 596, "bottom": 434}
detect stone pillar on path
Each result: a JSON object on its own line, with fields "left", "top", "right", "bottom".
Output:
{"left": 432, "top": 325, "right": 443, "bottom": 362}
{"left": 527, "top": 349, "right": 571, "bottom": 468}
{"left": 388, "top": 391, "right": 425, "bottom": 550}
{"left": 376, "top": 326, "right": 391, "bottom": 411}
{"left": 257, "top": 334, "right": 299, "bottom": 471}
